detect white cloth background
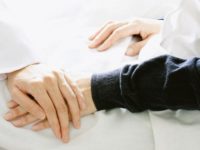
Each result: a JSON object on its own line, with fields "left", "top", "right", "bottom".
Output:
{"left": 1, "top": 0, "right": 200, "bottom": 150}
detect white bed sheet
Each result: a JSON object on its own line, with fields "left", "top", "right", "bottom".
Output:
{"left": 2, "top": 0, "right": 200, "bottom": 150}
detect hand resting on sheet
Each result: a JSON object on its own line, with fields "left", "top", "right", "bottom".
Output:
{"left": 3, "top": 17, "right": 162, "bottom": 143}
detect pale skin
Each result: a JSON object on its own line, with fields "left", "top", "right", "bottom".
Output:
{"left": 4, "top": 18, "right": 162, "bottom": 143}
{"left": 5, "top": 76, "right": 96, "bottom": 134}
{"left": 4, "top": 64, "right": 86, "bottom": 143}
{"left": 89, "top": 18, "right": 162, "bottom": 56}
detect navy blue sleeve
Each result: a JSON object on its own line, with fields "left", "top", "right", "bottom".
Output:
{"left": 91, "top": 55, "right": 200, "bottom": 112}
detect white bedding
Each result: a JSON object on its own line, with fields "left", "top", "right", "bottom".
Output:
{"left": 1, "top": 0, "right": 200, "bottom": 150}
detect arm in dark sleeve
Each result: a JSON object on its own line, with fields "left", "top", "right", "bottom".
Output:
{"left": 91, "top": 55, "right": 200, "bottom": 112}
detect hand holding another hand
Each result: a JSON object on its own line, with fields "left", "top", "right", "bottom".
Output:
{"left": 4, "top": 64, "right": 87, "bottom": 143}
{"left": 5, "top": 77, "right": 96, "bottom": 134}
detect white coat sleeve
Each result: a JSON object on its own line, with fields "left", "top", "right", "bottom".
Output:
{"left": 160, "top": 0, "right": 200, "bottom": 59}
{"left": 0, "top": 15, "right": 39, "bottom": 80}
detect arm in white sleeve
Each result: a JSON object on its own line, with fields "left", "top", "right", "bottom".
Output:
{"left": 161, "top": 0, "right": 200, "bottom": 59}
{"left": 0, "top": 15, "right": 39, "bottom": 80}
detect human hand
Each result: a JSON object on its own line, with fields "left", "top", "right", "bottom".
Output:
{"left": 4, "top": 64, "right": 86, "bottom": 143}
{"left": 88, "top": 18, "right": 162, "bottom": 56}
{"left": 5, "top": 76, "right": 96, "bottom": 133}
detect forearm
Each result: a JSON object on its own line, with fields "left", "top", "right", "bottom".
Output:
{"left": 90, "top": 55, "right": 200, "bottom": 112}
{"left": 0, "top": 18, "right": 39, "bottom": 79}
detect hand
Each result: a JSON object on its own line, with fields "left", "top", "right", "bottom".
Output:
{"left": 88, "top": 18, "right": 162, "bottom": 56}
{"left": 5, "top": 76, "right": 96, "bottom": 133}
{"left": 4, "top": 64, "right": 86, "bottom": 143}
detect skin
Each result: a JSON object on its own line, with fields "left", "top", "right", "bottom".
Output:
{"left": 4, "top": 18, "right": 162, "bottom": 143}
{"left": 5, "top": 76, "right": 96, "bottom": 133}
{"left": 88, "top": 18, "right": 162, "bottom": 56}
{"left": 4, "top": 64, "right": 86, "bottom": 143}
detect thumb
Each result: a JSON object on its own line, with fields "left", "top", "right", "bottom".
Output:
{"left": 125, "top": 36, "right": 151, "bottom": 56}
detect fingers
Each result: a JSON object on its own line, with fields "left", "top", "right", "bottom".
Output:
{"left": 55, "top": 71, "right": 81, "bottom": 131}
{"left": 11, "top": 87, "right": 45, "bottom": 120}
{"left": 4, "top": 106, "right": 27, "bottom": 121}
{"left": 89, "top": 21, "right": 127, "bottom": 49}
{"left": 64, "top": 74, "right": 86, "bottom": 110}
{"left": 4, "top": 103, "right": 38, "bottom": 127}
{"left": 11, "top": 114, "right": 38, "bottom": 127}
{"left": 97, "top": 23, "right": 141, "bottom": 51}
{"left": 7, "top": 100, "right": 18, "bottom": 109}
{"left": 89, "top": 21, "right": 113, "bottom": 41}
{"left": 44, "top": 73, "right": 70, "bottom": 143}
{"left": 30, "top": 81, "right": 61, "bottom": 140}
{"left": 125, "top": 36, "right": 152, "bottom": 56}
{"left": 32, "top": 120, "right": 50, "bottom": 131}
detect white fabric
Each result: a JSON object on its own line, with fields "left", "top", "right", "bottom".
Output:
{"left": 161, "top": 0, "right": 200, "bottom": 59}
{"left": 1, "top": 0, "right": 200, "bottom": 150}
{"left": 0, "top": 5, "right": 38, "bottom": 78}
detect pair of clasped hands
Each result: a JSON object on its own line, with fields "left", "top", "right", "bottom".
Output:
{"left": 4, "top": 18, "right": 162, "bottom": 143}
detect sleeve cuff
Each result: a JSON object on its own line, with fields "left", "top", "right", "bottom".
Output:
{"left": 0, "top": 17, "right": 40, "bottom": 75}
{"left": 91, "top": 68, "right": 124, "bottom": 111}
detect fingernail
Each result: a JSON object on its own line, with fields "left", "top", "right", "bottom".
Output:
{"left": 12, "top": 120, "right": 21, "bottom": 126}
{"left": 97, "top": 45, "right": 107, "bottom": 51}
{"left": 56, "top": 130, "right": 62, "bottom": 139}
{"left": 63, "top": 136, "right": 69, "bottom": 143}
{"left": 7, "top": 101, "right": 15, "bottom": 108}
{"left": 54, "top": 132, "right": 61, "bottom": 139}
{"left": 56, "top": 133, "right": 61, "bottom": 140}
{"left": 3, "top": 112, "right": 13, "bottom": 120}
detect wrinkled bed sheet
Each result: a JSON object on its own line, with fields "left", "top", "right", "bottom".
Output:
{"left": 1, "top": 0, "right": 200, "bottom": 150}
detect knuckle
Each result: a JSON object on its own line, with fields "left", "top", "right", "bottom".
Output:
{"left": 52, "top": 70, "right": 62, "bottom": 76}
{"left": 30, "top": 80, "right": 43, "bottom": 88}
{"left": 44, "top": 75, "right": 56, "bottom": 84}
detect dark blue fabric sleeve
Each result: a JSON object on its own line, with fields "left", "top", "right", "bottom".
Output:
{"left": 91, "top": 55, "right": 200, "bottom": 112}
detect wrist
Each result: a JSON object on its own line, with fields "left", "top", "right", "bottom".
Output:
{"left": 76, "top": 76, "right": 97, "bottom": 116}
